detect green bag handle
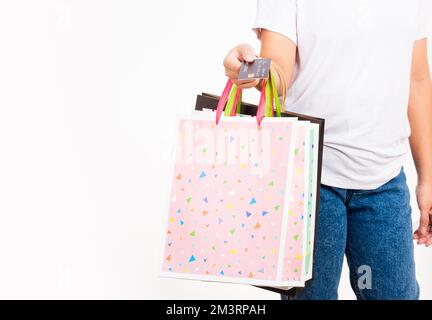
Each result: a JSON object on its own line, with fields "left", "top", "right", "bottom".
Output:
{"left": 270, "top": 71, "right": 282, "bottom": 117}
{"left": 236, "top": 89, "right": 242, "bottom": 114}
{"left": 224, "top": 85, "right": 239, "bottom": 116}
{"left": 262, "top": 70, "right": 283, "bottom": 118}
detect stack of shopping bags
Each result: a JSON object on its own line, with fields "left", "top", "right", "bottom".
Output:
{"left": 160, "top": 75, "right": 324, "bottom": 291}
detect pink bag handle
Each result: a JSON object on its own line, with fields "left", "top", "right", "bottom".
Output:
{"left": 216, "top": 79, "right": 234, "bottom": 125}
{"left": 216, "top": 78, "right": 269, "bottom": 126}
{"left": 256, "top": 80, "right": 267, "bottom": 126}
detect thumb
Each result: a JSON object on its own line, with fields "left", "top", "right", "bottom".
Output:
{"left": 237, "top": 44, "right": 257, "bottom": 63}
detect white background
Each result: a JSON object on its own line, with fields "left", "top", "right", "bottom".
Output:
{"left": 0, "top": 0, "right": 430, "bottom": 299}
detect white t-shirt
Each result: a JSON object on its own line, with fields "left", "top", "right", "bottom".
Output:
{"left": 253, "top": 0, "right": 431, "bottom": 189}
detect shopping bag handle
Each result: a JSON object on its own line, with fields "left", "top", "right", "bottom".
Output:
{"left": 216, "top": 79, "right": 234, "bottom": 125}
{"left": 256, "top": 79, "right": 267, "bottom": 125}
{"left": 224, "top": 84, "right": 242, "bottom": 117}
{"left": 215, "top": 69, "right": 282, "bottom": 125}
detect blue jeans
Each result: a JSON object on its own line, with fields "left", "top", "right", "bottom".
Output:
{"left": 283, "top": 168, "right": 419, "bottom": 300}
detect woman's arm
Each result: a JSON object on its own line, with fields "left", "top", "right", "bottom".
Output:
{"left": 408, "top": 38, "right": 432, "bottom": 247}
{"left": 223, "top": 30, "right": 297, "bottom": 98}
{"left": 256, "top": 30, "right": 297, "bottom": 95}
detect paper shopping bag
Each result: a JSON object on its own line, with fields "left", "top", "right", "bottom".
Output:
{"left": 160, "top": 76, "right": 324, "bottom": 289}
{"left": 194, "top": 92, "right": 324, "bottom": 294}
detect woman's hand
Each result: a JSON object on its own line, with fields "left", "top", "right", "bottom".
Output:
{"left": 413, "top": 182, "right": 432, "bottom": 247}
{"left": 223, "top": 44, "right": 260, "bottom": 89}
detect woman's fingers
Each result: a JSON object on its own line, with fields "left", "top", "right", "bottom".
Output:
{"left": 418, "top": 237, "right": 427, "bottom": 245}
{"left": 236, "top": 44, "right": 256, "bottom": 63}
{"left": 224, "top": 69, "right": 239, "bottom": 79}
{"left": 415, "top": 229, "right": 432, "bottom": 245}
{"left": 224, "top": 44, "right": 257, "bottom": 85}
{"left": 224, "top": 44, "right": 256, "bottom": 70}
{"left": 223, "top": 50, "right": 242, "bottom": 74}
{"left": 413, "top": 226, "right": 432, "bottom": 246}
{"left": 414, "top": 210, "right": 432, "bottom": 246}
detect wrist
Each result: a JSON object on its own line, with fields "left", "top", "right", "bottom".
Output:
{"left": 418, "top": 180, "right": 432, "bottom": 188}
{"left": 418, "top": 171, "right": 432, "bottom": 185}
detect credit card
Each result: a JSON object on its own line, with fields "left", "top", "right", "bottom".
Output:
{"left": 238, "top": 58, "right": 271, "bottom": 81}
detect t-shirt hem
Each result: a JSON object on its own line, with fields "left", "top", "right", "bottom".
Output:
{"left": 320, "top": 167, "right": 403, "bottom": 191}
{"left": 414, "top": 34, "right": 428, "bottom": 41}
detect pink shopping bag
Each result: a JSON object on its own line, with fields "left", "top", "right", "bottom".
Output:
{"left": 160, "top": 77, "right": 320, "bottom": 288}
